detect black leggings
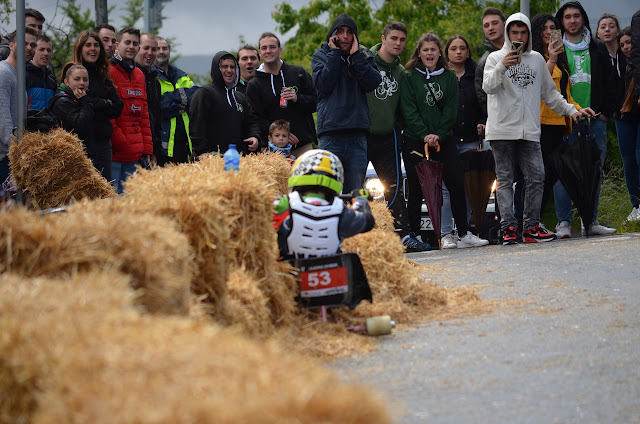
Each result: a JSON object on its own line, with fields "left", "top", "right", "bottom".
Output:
{"left": 402, "top": 136, "right": 468, "bottom": 237}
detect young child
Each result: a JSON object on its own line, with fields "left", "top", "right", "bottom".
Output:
{"left": 273, "top": 149, "right": 375, "bottom": 260}
{"left": 267, "top": 119, "right": 295, "bottom": 160}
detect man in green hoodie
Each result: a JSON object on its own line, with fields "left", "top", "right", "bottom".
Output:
{"left": 366, "top": 21, "right": 429, "bottom": 252}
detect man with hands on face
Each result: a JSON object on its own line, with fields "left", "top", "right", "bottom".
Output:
{"left": 189, "top": 51, "right": 262, "bottom": 158}
{"left": 483, "top": 13, "right": 595, "bottom": 245}
{"left": 312, "top": 13, "right": 381, "bottom": 193}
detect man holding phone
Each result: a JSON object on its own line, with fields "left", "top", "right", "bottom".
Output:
{"left": 483, "top": 13, "right": 595, "bottom": 245}
{"left": 311, "top": 13, "right": 381, "bottom": 193}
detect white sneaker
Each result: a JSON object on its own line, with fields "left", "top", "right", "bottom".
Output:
{"left": 582, "top": 220, "right": 617, "bottom": 236}
{"left": 555, "top": 221, "right": 571, "bottom": 239}
{"left": 441, "top": 233, "right": 458, "bottom": 249}
{"left": 624, "top": 207, "right": 640, "bottom": 223}
{"left": 457, "top": 231, "right": 490, "bottom": 248}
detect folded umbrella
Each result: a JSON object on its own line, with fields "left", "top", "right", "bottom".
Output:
{"left": 549, "top": 119, "right": 602, "bottom": 237}
{"left": 415, "top": 143, "right": 445, "bottom": 247}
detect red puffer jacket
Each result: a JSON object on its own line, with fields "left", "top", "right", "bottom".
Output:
{"left": 109, "top": 60, "right": 153, "bottom": 162}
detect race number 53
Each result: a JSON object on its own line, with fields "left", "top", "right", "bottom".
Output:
{"left": 306, "top": 271, "right": 332, "bottom": 287}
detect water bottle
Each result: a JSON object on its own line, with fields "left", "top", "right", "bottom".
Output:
{"left": 223, "top": 144, "right": 240, "bottom": 172}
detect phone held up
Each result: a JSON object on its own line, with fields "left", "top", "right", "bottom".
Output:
{"left": 550, "top": 29, "right": 562, "bottom": 49}
{"left": 332, "top": 36, "right": 341, "bottom": 49}
{"left": 511, "top": 41, "right": 523, "bottom": 64}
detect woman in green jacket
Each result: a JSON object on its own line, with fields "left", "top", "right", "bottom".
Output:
{"left": 400, "top": 32, "right": 486, "bottom": 248}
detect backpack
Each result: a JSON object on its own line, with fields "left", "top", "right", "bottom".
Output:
{"left": 24, "top": 107, "right": 60, "bottom": 132}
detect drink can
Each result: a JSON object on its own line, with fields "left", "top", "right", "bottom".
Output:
{"left": 279, "top": 95, "right": 288, "bottom": 108}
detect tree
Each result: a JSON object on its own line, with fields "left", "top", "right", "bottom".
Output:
{"left": 273, "top": 0, "right": 560, "bottom": 71}
{"left": 121, "top": 0, "right": 144, "bottom": 29}
{"left": 47, "top": 0, "right": 96, "bottom": 72}
{"left": 0, "top": 0, "right": 14, "bottom": 27}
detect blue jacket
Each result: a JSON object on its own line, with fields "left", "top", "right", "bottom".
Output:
{"left": 26, "top": 62, "right": 56, "bottom": 111}
{"left": 311, "top": 14, "right": 380, "bottom": 136}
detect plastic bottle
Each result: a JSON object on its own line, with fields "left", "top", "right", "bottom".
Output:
{"left": 223, "top": 144, "right": 240, "bottom": 172}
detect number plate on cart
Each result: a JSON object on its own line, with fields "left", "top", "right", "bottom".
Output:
{"left": 299, "top": 260, "right": 348, "bottom": 298}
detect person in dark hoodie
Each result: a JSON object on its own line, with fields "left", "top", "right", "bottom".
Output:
{"left": 365, "top": 21, "right": 429, "bottom": 253}
{"left": 189, "top": 51, "right": 261, "bottom": 157}
{"left": 552, "top": 1, "right": 617, "bottom": 237}
{"left": 26, "top": 35, "right": 55, "bottom": 111}
{"left": 247, "top": 32, "right": 317, "bottom": 156}
{"left": 70, "top": 30, "right": 123, "bottom": 182}
{"left": 49, "top": 63, "right": 96, "bottom": 159}
{"left": 312, "top": 13, "right": 381, "bottom": 193}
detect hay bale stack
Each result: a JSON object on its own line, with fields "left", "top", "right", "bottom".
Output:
{"left": 8, "top": 128, "right": 116, "bottom": 209}
{"left": 222, "top": 267, "right": 273, "bottom": 335}
{"left": 0, "top": 273, "right": 390, "bottom": 424}
{"left": 241, "top": 152, "right": 292, "bottom": 195}
{"left": 0, "top": 207, "right": 193, "bottom": 315}
{"left": 342, "top": 229, "right": 449, "bottom": 322}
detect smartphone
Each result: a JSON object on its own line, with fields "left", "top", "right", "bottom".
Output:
{"left": 332, "top": 36, "right": 341, "bottom": 49}
{"left": 511, "top": 41, "right": 523, "bottom": 64}
{"left": 550, "top": 29, "right": 562, "bottom": 49}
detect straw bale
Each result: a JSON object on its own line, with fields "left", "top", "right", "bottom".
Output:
{"left": 222, "top": 267, "right": 273, "bottom": 335}
{"left": 341, "top": 229, "right": 449, "bottom": 322}
{"left": 0, "top": 206, "right": 193, "bottom": 315}
{"left": 370, "top": 200, "right": 396, "bottom": 232}
{"left": 8, "top": 128, "right": 116, "bottom": 209}
{"left": 241, "top": 151, "right": 292, "bottom": 195}
{"left": 0, "top": 273, "right": 390, "bottom": 424}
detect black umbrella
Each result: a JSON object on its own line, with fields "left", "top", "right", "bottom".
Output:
{"left": 415, "top": 144, "right": 445, "bottom": 246}
{"left": 549, "top": 119, "right": 602, "bottom": 237}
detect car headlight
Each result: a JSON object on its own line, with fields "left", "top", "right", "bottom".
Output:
{"left": 365, "top": 178, "right": 385, "bottom": 200}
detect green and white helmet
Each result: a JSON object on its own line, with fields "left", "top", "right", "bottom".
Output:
{"left": 288, "top": 149, "right": 344, "bottom": 195}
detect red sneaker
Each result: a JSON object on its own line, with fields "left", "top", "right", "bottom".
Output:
{"left": 523, "top": 223, "right": 557, "bottom": 243}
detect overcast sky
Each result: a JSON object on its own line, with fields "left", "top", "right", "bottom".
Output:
{"left": 4, "top": 0, "right": 639, "bottom": 57}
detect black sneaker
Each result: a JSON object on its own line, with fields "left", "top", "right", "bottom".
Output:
{"left": 502, "top": 225, "right": 518, "bottom": 245}
{"left": 403, "top": 233, "right": 431, "bottom": 253}
{"left": 523, "top": 223, "right": 557, "bottom": 243}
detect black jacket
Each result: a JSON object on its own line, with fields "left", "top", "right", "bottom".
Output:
{"left": 311, "top": 13, "right": 381, "bottom": 137}
{"left": 82, "top": 61, "right": 123, "bottom": 143}
{"left": 631, "top": 9, "right": 640, "bottom": 99}
{"left": 555, "top": 1, "right": 617, "bottom": 117}
{"left": 136, "top": 63, "right": 163, "bottom": 159}
{"left": 246, "top": 61, "right": 317, "bottom": 150}
{"left": 453, "top": 59, "right": 486, "bottom": 144}
{"left": 189, "top": 51, "right": 262, "bottom": 156}
{"left": 49, "top": 83, "right": 96, "bottom": 146}
{"left": 474, "top": 37, "right": 501, "bottom": 116}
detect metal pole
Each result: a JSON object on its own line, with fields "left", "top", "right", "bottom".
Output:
{"left": 95, "top": 0, "right": 109, "bottom": 25}
{"left": 15, "top": 0, "right": 25, "bottom": 204}
{"left": 520, "top": 0, "right": 530, "bottom": 17}
{"left": 144, "top": 0, "right": 151, "bottom": 32}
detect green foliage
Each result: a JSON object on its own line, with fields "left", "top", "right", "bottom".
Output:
{"left": 273, "top": 0, "right": 561, "bottom": 71}
{"left": 0, "top": 0, "right": 14, "bottom": 27}
{"left": 598, "top": 166, "right": 640, "bottom": 233}
{"left": 121, "top": 0, "right": 144, "bottom": 29}
{"left": 47, "top": 0, "right": 95, "bottom": 74}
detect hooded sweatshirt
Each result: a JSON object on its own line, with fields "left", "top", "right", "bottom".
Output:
{"left": 189, "top": 51, "right": 261, "bottom": 156}
{"left": 366, "top": 43, "right": 404, "bottom": 136}
{"left": 554, "top": 1, "right": 616, "bottom": 116}
{"left": 483, "top": 13, "right": 578, "bottom": 142}
{"left": 311, "top": 13, "right": 381, "bottom": 137}
{"left": 246, "top": 60, "right": 317, "bottom": 149}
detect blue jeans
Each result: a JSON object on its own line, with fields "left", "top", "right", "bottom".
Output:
{"left": 318, "top": 133, "right": 368, "bottom": 193}
{"left": 491, "top": 139, "right": 545, "bottom": 231}
{"left": 615, "top": 119, "right": 640, "bottom": 208}
{"left": 441, "top": 141, "right": 476, "bottom": 235}
{"left": 0, "top": 157, "right": 9, "bottom": 185}
{"left": 553, "top": 117, "right": 607, "bottom": 223}
{"left": 111, "top": 161, "right": 138, "bottom": 194}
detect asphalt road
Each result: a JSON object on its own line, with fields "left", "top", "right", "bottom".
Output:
{"left": 332, "top": 233, "right": 640, "bottom": 424}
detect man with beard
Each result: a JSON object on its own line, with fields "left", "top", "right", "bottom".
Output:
{"left": 95, "top": 24, "right": 117, "bottom": 59}
{"left": 154, "top": 36, "right": 198, "bottom": 163}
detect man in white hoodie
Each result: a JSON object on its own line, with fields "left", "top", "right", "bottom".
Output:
{"left": 483, "top": 13, "right": 595, "bottom": 245}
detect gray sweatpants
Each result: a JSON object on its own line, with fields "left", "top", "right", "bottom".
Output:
{"left": 490, "top": 139, "right": 545, "bottom": 231}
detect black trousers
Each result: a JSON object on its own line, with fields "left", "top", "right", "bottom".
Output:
{"left": 367, "top": 131, "right": 411, "bottom": 237}
{"left": 539, "top": 124, "right": 564, "bottom": 217}
{"left": 402, "top": 136, "right": 468, "bottom": 237}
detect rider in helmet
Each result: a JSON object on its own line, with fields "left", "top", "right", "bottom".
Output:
{"left": 273, "top": 149, "right": 375, "bottom": 260}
